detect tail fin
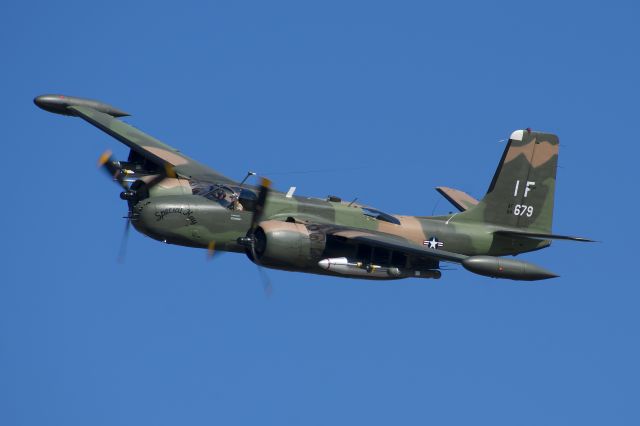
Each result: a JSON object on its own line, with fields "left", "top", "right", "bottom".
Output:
{"left": 456, "top": 129, "right": 559, "bottom": 233}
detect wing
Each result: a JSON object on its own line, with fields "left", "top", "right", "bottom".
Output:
{"left": 435, "top": 186, "right": 479, "bottom": 212}
{"left": 326, "top": 227, "right": 468, "bottom": 264}
{"left": 35, "top": 94, "right": 234, "bottom": 183}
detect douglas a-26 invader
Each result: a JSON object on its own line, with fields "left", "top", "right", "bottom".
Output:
{"left": 35, "top": 94, "right": 592, "bottom": 285}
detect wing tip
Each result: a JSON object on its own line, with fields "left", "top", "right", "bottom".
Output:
{"left": 34, "top": 94, "right": 130, "bottom": 117}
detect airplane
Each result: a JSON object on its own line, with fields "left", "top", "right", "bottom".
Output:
{"left": 34, "top": 94, "right": 593, "bottom": 286}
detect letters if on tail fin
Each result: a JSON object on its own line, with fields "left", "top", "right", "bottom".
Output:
{"left": 457, "top": 129, "right": 559, "bottom": 233}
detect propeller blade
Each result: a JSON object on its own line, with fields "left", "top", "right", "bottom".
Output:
{"left": 248, "top": 177, "right": 273, "bottom": 296}
{"left": 249, "top": 177, "right": 271, "bottom": 233}
{"left": 164, "top": 163, "right": 177, "bottom": 179}
{"left": 206, "top": 241, "right": 216, "bottom": 261}
{"left": 145, "top": 163, "right": 177, "bottom": 191}
{"left": 117, "top": 216, "right": 131, "bottom": 264}
{"left": 97, "top": 150, "right": 129, "bottom": 191}
{"left": 256, "top": 264, "right": 273, "bottom": 297}
{"left": 249, "top": 237, "right": 272, "bottom": 296}
{"left": 97, "top": 149, "right": 113, "bottom": 169}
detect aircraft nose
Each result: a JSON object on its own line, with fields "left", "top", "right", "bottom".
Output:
{"left": 131, "top": 198, "right": 196, "bottom": 235}
{"left": 130, "top": 199, "right": 175, "bottom": 242}
{"left": 130, "top": 195, "right": 234, "bottom": 247}
{"left": 132, "top": 199, "right": 174, "bottom": 229}
{"left": 131, "top": 200, "right": 154, "bottom": 232}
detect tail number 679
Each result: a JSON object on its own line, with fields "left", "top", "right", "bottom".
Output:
{"left": 513, "top": 204, "right": 534, "bottom": 217}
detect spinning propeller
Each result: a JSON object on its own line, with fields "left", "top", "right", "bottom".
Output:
{"left": 249, "top": 178, "right": 273, "bottom": 296}
{"left": 209, "top": 177, "right": 273, "bottom": 295}
{"left": 97, "top": 150, "right": 175, "bottom": 263}
{"left": 234, "top": 177, "right": 273, "bottom": 296}
{"left": 97, "top": 150, "right": 132, "bottom": 262}
{"left": 97, "top": 150, "right": 129, "bottom": 191}
{"left": 97, "top": 152, "right": 274, "bottom": 295}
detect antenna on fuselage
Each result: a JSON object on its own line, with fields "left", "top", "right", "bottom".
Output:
{"left": 239, "top": 171, "right": 256, "bottom": 188}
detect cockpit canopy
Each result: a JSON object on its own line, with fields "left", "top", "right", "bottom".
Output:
{"left": 191, "top": 181, "right": 399, "bottom": 224}
{"left": 190, "top": 182, "right": 258, "bottom": 211}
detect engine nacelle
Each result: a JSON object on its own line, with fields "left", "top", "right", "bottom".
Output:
{"left": 123, "top": 177, "right": 192, "bottom": 202}
{"left": 252, "top": 220, "right": 326, "bottom": 268}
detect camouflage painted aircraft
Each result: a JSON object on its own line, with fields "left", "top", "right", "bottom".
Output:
{"left": 35, "top": 94, "right": 592, "bottom": 285}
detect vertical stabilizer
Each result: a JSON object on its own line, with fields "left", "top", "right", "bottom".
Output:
{"left": 456, "top": 129, "right": 559, "bottom": 232}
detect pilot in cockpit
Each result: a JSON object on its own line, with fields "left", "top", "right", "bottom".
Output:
{"left": 230, "top": 193, "right": 244, "bottom": 211}
{"left": 196, "top": 183, "right": 248, "bottom": 211}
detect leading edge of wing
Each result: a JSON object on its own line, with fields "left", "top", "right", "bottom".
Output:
{"left": 34, "top": 95, "right": 234, "bottom": 183}
{"left": 67, "top": 104, "right": 234, "bottom": 183}
{"left": 69, "top": 105, "right": 174, "bottom": 161}
{"left": 329, "top": 229, "right": 468, "bottom": 264}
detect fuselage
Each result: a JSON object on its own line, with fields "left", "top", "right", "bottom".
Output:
{"left": 131, "top": 176, "right": 548, "bottom": 279}
{"left": 32, "top": 94, "right": 578, "bottom": 282}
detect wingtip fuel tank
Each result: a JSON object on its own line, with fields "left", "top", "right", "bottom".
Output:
{"left": 462, "top": 255, "right": 558, "bottom": 281}
{"left": 34, "top": 94, "right": 130, "bottom": 117}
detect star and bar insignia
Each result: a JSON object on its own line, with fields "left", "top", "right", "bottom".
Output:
{"left": 423, "top": 237, "right": 444, "bottom": 249}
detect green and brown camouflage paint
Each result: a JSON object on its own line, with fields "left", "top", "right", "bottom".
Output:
{"left": 35, "top": 94, "right": 577, "bottom": 280}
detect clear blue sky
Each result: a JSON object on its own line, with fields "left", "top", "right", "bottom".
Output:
{"left": 1, "top": 1, "right": 637, "bottom": 425}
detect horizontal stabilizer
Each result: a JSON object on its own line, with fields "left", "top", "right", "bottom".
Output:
{"left": 494, "top": 230, "right": 595, "bottom": 242}
{"left": 435, "top": 187, "right": 479, "bottom": 212}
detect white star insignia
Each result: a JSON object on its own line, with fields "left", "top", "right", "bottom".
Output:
{"left": 423, "top": 237, "right": 443, "bottom": 249}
